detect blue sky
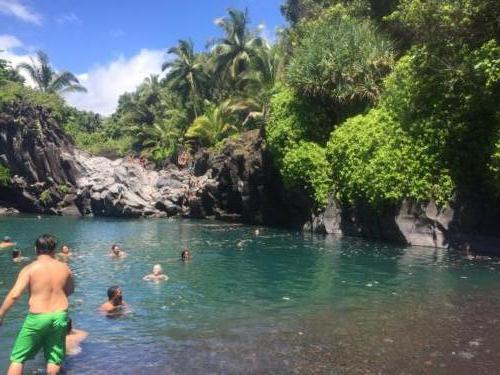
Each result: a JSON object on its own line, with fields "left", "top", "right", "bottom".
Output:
{"left": 0, "top": 0, "right": 284, "bottom": 114}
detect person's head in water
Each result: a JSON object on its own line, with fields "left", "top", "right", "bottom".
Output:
{"left": 152, "top": 264, "right": 163, "bottom": 276}
{"left": 4, "top": 236, "right": 11, "bottom": 242}
{"left": 35, "top": 234, "right": 57, "bottom": 255}
{"left": 107, "top": 285, "right": 123, "bottom": 306}
{"left": 111, "top": 244, "right": 121, "bottom": 255}
{"left": 61, "top": 245, "right": 70, "bottom": 254}
{"left": 181, "top": 249, "right": 191, "bottom": 261}
{"left": 12, "top": 249, "right": 21, "bottom": 259}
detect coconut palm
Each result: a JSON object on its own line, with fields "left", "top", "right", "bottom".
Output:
{"left": 17, "top": 51, "right": 86, "bottom": 94}
{"left": 162, "top": 39, "right": 208, "bottom": 117}
{"left": 212, "top": 8, "right": 266, "bottom": 82}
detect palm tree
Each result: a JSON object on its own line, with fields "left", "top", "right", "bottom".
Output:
{"left": 162, "top": 39, "right": 208, "bottom": 117}
{"left": 212, "top": 8, "right": 265, "bottom": 82}
{"left": 185, "top": 100, "right": 239, "bottom": 147}
{"left": 17, "top": 51, "right": 86, "bottom": 94}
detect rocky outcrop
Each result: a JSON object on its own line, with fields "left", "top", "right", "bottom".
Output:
{"left": 0, "top": 101, "right": 80, "bottom": 214}
{"left": 306, "top": 196, "right": 500, "bottom": 253}
{"left": 72, "top": 129, "right": 290, "bottom": 224}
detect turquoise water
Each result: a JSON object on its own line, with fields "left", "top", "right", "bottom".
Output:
{"left": 0, "top": 216, "right": 500, "bottom": 374}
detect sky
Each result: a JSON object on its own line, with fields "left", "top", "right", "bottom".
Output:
{"left": 0, "top": 0, "right": 284, "bottom": 115}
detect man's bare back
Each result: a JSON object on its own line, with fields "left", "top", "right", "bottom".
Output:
{"left": 26, "top": 256, "right": 73, "bottom": 313}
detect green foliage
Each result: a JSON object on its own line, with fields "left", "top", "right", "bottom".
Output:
{"left": 0, "top": 81, "right": 66, "bottom": 120}
{"left": 56, "top": 184, "right": 71, "bottom": 195}
{"left": 185, "top": 101, "right": 239, "bottom": 147}
{"left": 327, "top": 108, "right": 454, "bottom": 206}
{"left": 266, "top": 85, "right": 334, "bottom": 206}
{"left": 286, "top": 12, "right": 394, "bottom": 106}
{"left": 266, "top": 85, "right": 331, "bottom": 161}
{"left": 0, "top": 58, "right": 24, "bottom": 84}
{"left": 281, "top": 142, "right": 332, "bottom": 206}
{"left": 387, "top": 0, "right": 500, "bottom": 49}
{"left": 39, "top": 189, "right": 51, "bottom": 205}
{"left": 0, "top": 165, "right": 11, "bottom": 187}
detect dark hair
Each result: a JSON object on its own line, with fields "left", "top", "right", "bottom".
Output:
{"left": 107, "top": 285, "right": 121, "bottom": 300}
{"left": 35, "top": 234, "right": 57, "bottom": 255}
{"left": 111, "top": 244, "right": 119, "bottom": 251}
{"left": 12, "top": 249, "right": 20, "bottom": 259}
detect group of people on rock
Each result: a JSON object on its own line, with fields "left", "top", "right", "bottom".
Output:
{"left": 0, "top": 234, "right": 192, "bottom": 374}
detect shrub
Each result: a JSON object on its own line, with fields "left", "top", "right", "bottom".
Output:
{"left": 326, "top": 108, "right": 454, "bottom": 206}
{"left": 39, "top": 190, "right": 51, "bottom": 205}
{"left": 281, "top": 142, "right": 332, "bottom": 206}
{"left": 0, "top": 165, "right": 11, "bottom": 187}
{"left": 266, "top": 85, "right": 331, "bottom": 164}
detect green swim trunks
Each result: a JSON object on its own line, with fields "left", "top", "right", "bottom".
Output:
{"left": 10, "top": 311, "right": 68, "bottom": 365}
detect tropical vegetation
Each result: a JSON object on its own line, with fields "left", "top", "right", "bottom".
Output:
{"left": 1, "top": 0, "right": 499, "bottom": 214}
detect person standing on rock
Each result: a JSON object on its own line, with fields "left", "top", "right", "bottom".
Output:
{"left": 0, "top": 234, "right": 74, "bottom": 375}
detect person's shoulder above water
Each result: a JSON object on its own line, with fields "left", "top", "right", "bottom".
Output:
{"left": 143, "top": 264, "right": 168, "bottom": 282}
{"left": 66, "top": 319, "right": 88, "bottom": 356}
{"left": 100, "top": 285, "right": 128, "bottom": 316}
{"left": 0, "top": 236, "right": 16, "bottom": 249}
{"left": 109, "top": 244, "right": 127, "bottom": 258}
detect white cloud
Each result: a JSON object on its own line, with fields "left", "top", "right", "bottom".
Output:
{"left": 65, "top": 49, "right": 166, "bottom": 115}
{"left": 0, "top": 0, "right": 41, "bottom": 25}
{"left": 0, "top": 34, "right": 22, "bottom": 49}
{"left": 55, "top": 12, "right": 81, "bottom": 25}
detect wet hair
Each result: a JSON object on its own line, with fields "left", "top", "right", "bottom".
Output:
{"left": 4, "top": 236, "right": 11, "bottom": 242}
{"left": 181, "top": 249, "right": 190, "bottom": 260}
{"left": 67, "top": 318, "right": 73, "bottom": 333}
{"left": 35, "top": 234, "right": 57, "bottom": 255}
{"left": 111, "top": 244, "right": 120, "bottom": 251}
{"left": 107, "top": 285, "right": 121, "bottom": 300}
{"left": 12, "top": 249, "right": 20, "bottom": 259}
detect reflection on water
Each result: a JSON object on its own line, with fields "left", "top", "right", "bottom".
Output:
{"left": 0, "top": 216, "right": 499, "bottom": 374}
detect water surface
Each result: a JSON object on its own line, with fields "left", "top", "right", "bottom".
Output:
{"left": 0, "top": 216, "right": 499, "bottom": 374}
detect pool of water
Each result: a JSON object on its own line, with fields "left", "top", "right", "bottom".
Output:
{"left": 0, "top": 216, "right": 499, "bottom": 374}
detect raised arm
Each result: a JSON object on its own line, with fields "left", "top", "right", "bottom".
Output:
{"left": 0, "top": 266, "right": 30, "bottom": 325}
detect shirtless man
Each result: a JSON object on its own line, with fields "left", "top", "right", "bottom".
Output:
{"left": 143, "top": 264, "right": 168, "bottom": 282}
{"left": 100, "top": 285, "right": 127, "bottom": 315}
{"left": 109, "top": 244, "right": 127, "bottom": 259}
{"left": 0, "top": 236, "right": 16, "bottom": 249}
{"left": 0, "top": 234, "right": 74, "bottom": 375}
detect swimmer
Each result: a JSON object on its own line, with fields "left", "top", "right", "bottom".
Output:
{"left": 65, "top": 319, "right": 88, "bottom": 356}
{"left": 0, "top": 236, "right": 15, "bottom": 249}
{"left": 181, "top": 249, "right": 192, "bottom": 261}
{"left": 109, "top": 244, "right": 127, "bottom": 259}
{"left": 12, "top": 249, "right": 28, "bottom": 263}
{"left": 143, "top": 264, "right": 168, "bottom": 282}
{"left": 100, "top": 286, "right": 127, "bottom": 315}
{"left": 57, "top": 245, "right": 72, "bottom": 261}
{"left": 255, "top": 229, "right": 260, "bottom": 236}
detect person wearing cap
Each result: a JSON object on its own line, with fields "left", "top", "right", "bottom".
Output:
{"left": 0, "top": 236, "right": 16, "bottom": 249}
